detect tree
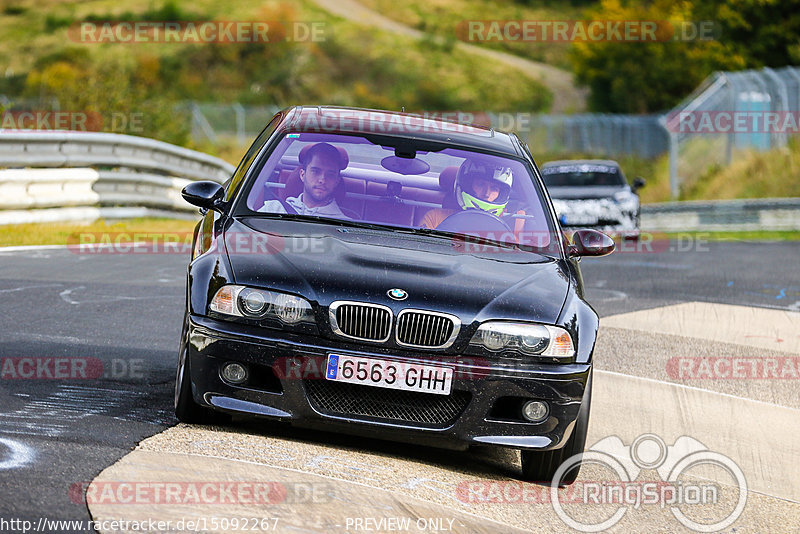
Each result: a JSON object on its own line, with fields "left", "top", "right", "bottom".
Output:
{"left": 570, "top": 0, "right": 747, "bottom": 113}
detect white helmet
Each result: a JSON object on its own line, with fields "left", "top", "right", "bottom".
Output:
{"left": 455, "top": 159, "right": 513, "bottom": 216}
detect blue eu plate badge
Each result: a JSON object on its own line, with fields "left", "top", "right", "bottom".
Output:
{"left": 326, "top": 354, "right": 339, "bottom": 379}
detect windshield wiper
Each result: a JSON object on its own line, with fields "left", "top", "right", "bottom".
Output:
{"left": 243, "top": 213, "right": 521, "bottom": 250}
{"left": 397, "top": 227, "right": 521, "bottom": 250}
{"left": 247, "top": 213, "right": 426, "bottom": 235}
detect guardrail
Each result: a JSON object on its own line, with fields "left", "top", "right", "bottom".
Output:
{"left": 1, "top": 131, "right": 797, "bottom": 232}
{"left": 642, "top": 198, "right": 800, "bottom": 232}
{"left": 0, "top": 131, "right": 235, "bottom": 225}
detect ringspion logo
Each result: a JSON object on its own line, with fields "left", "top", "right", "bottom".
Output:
{"left": 550, "top": 434, "right": 747, "bottom": 532}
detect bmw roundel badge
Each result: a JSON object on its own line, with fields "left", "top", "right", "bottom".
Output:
{"left": 387, "top": 288, "right": 408, "bottom": 300}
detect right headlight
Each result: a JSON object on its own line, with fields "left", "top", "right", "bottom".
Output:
{"left": 613, "top": 190, "right": 639, "bottom": 212}
{"left": 467, "top": 321, "right": 574, "bottom": 359}
{"left": 209, "top": 285, "right": 314, "bottom": 325}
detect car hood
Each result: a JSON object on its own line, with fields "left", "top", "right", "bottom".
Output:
{"left": 546, "top": 185, "right": 627, "bottom": 200}
{"left": 224, "top": 217, "right": 570, "bottom": 325}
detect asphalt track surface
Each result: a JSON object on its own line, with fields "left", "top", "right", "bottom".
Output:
{"left": 0, "top": 239, "right": 797, "bottom": 532}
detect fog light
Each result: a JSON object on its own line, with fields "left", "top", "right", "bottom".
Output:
{"left": 521, "top": 400, "right": 548, "bottom": 422}
{"left": 221, "top": 362, "right": 248, "bottom": 384}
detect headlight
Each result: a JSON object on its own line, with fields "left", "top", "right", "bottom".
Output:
{"left": 613, "top": 190, "right": 639, "bottom": 212}
{"left": 468, "top": 322, "right": 574, "bottom": 358}
{"left": 209, "top": 285, "right": 313, "bottom": 325}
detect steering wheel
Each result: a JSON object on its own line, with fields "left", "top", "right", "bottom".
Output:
{"left": 436, "top": 208, "right": 515, "bottom": 241}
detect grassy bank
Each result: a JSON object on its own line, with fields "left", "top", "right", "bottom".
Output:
{"left": 357, "top": 0, "right": 585, "bottom": 69}
{"left": 0, "top": 218, "right": 199, "bottom": 248}
{"left": 0, "top": 0, "right": 552, "bottom": 148}
{"left": 2, "top": 219, "right": 798, "bottom": 249}
{"left": 534, "top": 135, "right": 800, "bottom": 204}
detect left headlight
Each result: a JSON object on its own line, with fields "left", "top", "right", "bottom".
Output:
{"left": 209, "top": 285, "right": 314, "bottom": 325}
{"left": 468, "top": 321, "right": 574, "bottom": 359}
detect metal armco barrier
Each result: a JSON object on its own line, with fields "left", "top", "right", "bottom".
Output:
{"left": 1, "top": 131, "right": 797, "bottom": 231}
{"left": 642, "top": 198, "right": 800, "bottom": 232}
{"left": 0, "top": 131, "right": 235, "bottom": 225}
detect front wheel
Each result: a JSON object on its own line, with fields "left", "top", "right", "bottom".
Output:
{"left": 520, "top": 369, "right": 592, "bottom": 485}
{"left": 175, "top": 345, "right": 207, "bottom": 423}
{"left": 174, "top": 319, "right": 230, "bottom": 424}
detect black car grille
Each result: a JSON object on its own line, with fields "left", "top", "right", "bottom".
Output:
{"left": 332, "top": 303, "right": 392, "bottom": 342}
{"left": 396, "top": 310, "right": 456, "bottom": 348}
{"left": 304, "top": 380, "right": 470, "bottom": 427}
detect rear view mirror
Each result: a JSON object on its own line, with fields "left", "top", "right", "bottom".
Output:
{"left": 182, "top": 181, "right": 225, "bottom": 211}
{"left": 632, "top": 177, "right": 646, "bottom": 192}
{"left": 569, "top": 229, "right": 615, "bottom": 257}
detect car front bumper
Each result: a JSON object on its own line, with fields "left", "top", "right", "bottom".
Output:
{"left": 186, "top": 315, "right": 592, "bottom": 452}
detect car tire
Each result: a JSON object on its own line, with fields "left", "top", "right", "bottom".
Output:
{"left": 174, "top": 318, "right": 230, "bottom": 425}
{"left": 520, "top": 369, "right": 592, "bottom": 485}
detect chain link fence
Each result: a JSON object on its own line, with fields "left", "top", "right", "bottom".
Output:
{"left": 663, "top": 65, "right": 800, "bottom": 198}
{"left": 515, "top": 113, "right": 668, "bottom": 159}
{"left": 188, "top": 102, "right": 282, "bottom": 145}
{"left": 186, "top": 106, "right": 669, "bottom": 159}
{"left": 186, "top": 66, "right": 799, "bottom": 200}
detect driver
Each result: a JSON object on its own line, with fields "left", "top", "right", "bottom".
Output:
{"left": 420, "top": 159, "right": 515, "bottom": 229}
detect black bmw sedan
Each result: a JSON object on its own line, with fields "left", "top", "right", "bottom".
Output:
{"left": 175, "top": 107, "right": 614, "bottom": 484}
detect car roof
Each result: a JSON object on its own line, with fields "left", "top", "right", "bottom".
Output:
{"left": 540, "top": 159, "right": 621, "bottom": 168}
{"left": 278, "top": 106, "right": 523, "bottom": 157}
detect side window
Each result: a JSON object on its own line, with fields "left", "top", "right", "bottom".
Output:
{"left": 224, "top": 114, "right": 282, "bottom": 201}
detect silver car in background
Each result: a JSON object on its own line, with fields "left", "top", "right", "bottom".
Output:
{"left": 540, "top": 160, "right": 645, "bottom": 240}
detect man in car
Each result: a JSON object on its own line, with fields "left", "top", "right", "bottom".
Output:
{"left": 258, "top": 142, "right": 350, "bottom": 218}
{"left": 420, "top": 159, "right": 521, "bottom": 230}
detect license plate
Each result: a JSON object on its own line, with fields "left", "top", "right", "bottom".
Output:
{"left": 325, "top": 354, "right": 453, "bottom": 395}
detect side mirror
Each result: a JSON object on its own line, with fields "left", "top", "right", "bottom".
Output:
{"left": 182, "top": 181, "right": 225, "bottom": 211}
{"left": 632, "top": 177, "right": 646, "bottom": 192}
{"left": 569, "top": 229, "right": 615, "bottom": 257}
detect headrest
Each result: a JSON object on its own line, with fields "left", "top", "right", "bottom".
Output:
{"left": 439, "top": 166, "right": 459, "bottom": 192}
{"left": 298, "top": 143, "right": 349, "bottom": 170}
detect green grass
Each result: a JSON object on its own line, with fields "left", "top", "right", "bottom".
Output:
{"left": 662, "top": 230, "right": 800, "bottom": 241}
{"left": 534, "top": 134, "right": 800, "bottom": 204}
{"left": 2, "top": 219, "right": 797, "bottom": 249}
{"left": 358, "top": 0, "right": 585, "bottom": 69}
{"left": 0, "top": 0, "right": 553, "bottom": 150}
{"left": 0, "top": 218, "right": 199, "bottom": 247}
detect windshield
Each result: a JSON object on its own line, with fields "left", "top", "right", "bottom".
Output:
{"left": 237, "top": 132, "right": 558, "bottom": 250}
{"left": 540, "top": 163, "right": 626, "bottom": 187}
